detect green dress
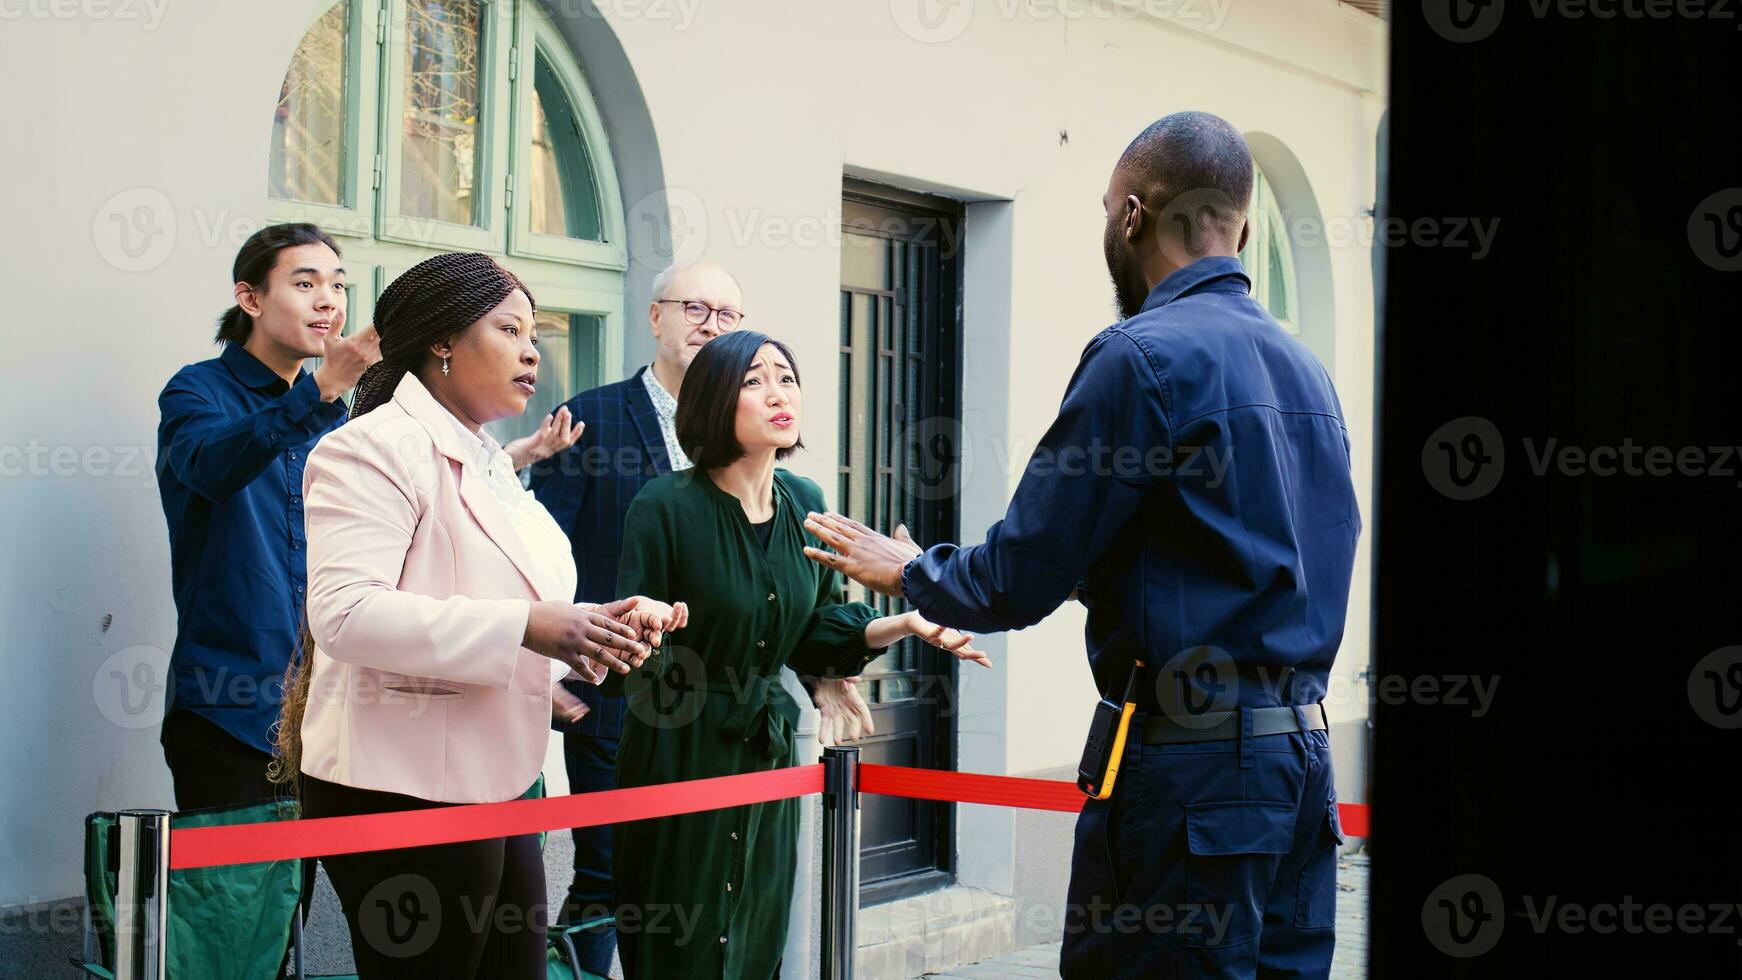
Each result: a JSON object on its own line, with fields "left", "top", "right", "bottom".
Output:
{"left": 607, "top": 467, "right": 883, "bottom": 979}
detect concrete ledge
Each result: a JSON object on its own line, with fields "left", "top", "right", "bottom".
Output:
{"left": 857, "top": 885, "right": 1016, "bottom": 980}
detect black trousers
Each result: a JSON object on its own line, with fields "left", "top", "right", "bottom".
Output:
{"left": 301, "top": 774, "right": 547, "bottom": 979}
{"left": 160, "top": 709, "right": 292, "bottom": 811}
{"left": 160, "top": 709, "right": 319, "bottom": 976}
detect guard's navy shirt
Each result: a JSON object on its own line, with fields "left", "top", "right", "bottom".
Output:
{"left": 903, "top": 257, "right": 1360, "bottom": 710}
{"left": 156, "top": 343, "right": 347, "bottom": 753}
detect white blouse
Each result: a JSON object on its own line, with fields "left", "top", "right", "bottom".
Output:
{"left": 442, "top": 406, "right": 575, "bottom": 684}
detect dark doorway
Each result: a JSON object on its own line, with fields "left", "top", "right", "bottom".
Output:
{"left": 837, "top": 179, "right": 964, "bottom": 904}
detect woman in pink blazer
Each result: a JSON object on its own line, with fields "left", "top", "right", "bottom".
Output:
{"left": 282, "top": 252, "right": 685, "bottom": 978}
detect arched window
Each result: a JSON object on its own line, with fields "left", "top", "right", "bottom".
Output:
{"left": 267, "top": 0, "right": 626, "bottom": 444}
{"left": 1239, "top": 167, "right": 1299, "bottom": 335}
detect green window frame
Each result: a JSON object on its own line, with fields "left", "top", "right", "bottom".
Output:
{"left": 266, "top": 0, "right": 378, "bottom": 238}
{"left": 1239, "top": 168, "right": 1299, "bottom": 335}
{"left": 505, "top": 11, "right": 626, "bottom": 270}
{"left": 375, "top": 0, "right": 514, "bottom": 252}
{"left": 266, "top": 0, "right": 628, "bottom": 407}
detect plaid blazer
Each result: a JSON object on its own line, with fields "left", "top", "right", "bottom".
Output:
{"left": 529, "top": 366, "right": 676, "bottom": 737}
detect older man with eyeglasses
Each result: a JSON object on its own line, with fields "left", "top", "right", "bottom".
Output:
{"left": 528, "top": 260, "right": 873, "bottom": 978}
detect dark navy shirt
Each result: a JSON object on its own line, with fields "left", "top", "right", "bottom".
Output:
{"left": 156, "top": 343, "right": 347, "bottom": 753}
{"left": 903, "top": 257, "right": 1360, "bottom": 711}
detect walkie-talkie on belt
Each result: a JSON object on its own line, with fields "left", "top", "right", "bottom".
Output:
{"left": 1077, "top": 659, "right": 1145, "bottom": 800}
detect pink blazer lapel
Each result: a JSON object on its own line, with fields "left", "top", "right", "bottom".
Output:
{"left": 456, "top": 461, "right": 557, "bottom": 600}
{"left": 390, "top": 373, "right": 559, "bottom": 602}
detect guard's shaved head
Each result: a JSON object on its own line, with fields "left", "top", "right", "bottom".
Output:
{"left": 1103, "top": 111, "right": 1255, "bottom": 319}
{"left": 1114, "top": 111, "right": 1254, "bottom": 222}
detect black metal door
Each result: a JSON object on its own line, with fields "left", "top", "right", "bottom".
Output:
{"left": 836, "top": 182, "right": 963, "bottom": 903}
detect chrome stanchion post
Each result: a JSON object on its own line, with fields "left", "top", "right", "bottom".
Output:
{"left": 115, "top": 809, "right": 170, "bottom": 980}
{"left": 820, "top": 745, "right": 860, "bottom": 980}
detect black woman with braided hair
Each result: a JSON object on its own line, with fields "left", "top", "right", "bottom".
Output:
{"left": 275, "top": 251, "right": 689, "bottom": 978}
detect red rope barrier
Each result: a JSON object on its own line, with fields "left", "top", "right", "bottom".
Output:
{"left": 1339, "top": 801, "right": 1369, "bottom": 837}
{"left": 169, "top": 764, "right": 823, "bottom": 870}
{"left": 861, "top": 763, "right": 1372, "bottom": 837}
{"left": 861, "top": 763, "right": 1086, "bottom": 812}
{"left": 166, "top": 761, "right": 1370, "bottom": 871}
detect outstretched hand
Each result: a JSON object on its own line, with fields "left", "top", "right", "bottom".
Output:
{"left": 906, "top": 611, "right": 993, "bottom": 669}
{"left": 506, "top": 405, "right": 584, "bottom": 472}
{"left": 802, "top": 512, "right": 923, "bottom": 597}
{"left": 808, "top": 676, "right": 875, "bottom": 747}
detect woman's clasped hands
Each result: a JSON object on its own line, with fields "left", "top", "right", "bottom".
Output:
{"left": 524, "top": 596, "right": 690, "bottom": 684}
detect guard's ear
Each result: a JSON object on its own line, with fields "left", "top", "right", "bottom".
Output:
{"left": 1123, "top": 194, "right": 1145, "bottom": 243}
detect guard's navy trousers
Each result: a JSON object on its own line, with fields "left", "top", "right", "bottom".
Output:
{"left": 1061, "top": 722, "right": 1343, "bottom": 978}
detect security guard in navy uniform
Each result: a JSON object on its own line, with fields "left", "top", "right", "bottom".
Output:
{"left": 802, "top": 111, "right": 1361, "bottom": 978}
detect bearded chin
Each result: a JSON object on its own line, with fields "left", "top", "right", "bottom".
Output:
{"left": 1103, "top": 230, "right": 1145, "bottom": 322}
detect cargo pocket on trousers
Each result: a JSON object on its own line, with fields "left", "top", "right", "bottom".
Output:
{"left": 1295, "top": 799, "right": 1346, "bottom": 929}
{"left": 1183, "top": 800, "right": 1296, "bottom": 948}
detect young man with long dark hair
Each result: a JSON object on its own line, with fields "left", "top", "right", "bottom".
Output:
{"left": 156, "top": 222, "right": 378, "bottom": 809}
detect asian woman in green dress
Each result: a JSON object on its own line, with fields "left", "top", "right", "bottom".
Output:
{"left": 607, "top": 329, "right": 990, "bottom": 979}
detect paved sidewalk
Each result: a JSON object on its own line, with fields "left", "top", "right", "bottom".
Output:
{"left": 914, "top": 853, "right": 1370, "bottom": 979}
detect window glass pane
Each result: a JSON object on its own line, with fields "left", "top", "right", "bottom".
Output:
{"left": 269, "top": 1, "right": 348, "bottom": 205}
{"left": 400, "top": 0, "right": 485, "bottom": 226}
{"left": 528, "top": 52, "right": 604, "bottom": 240}
{"left": 840, "top": 230, "right": 887, "bottom": 291}
{"left": 1238, "top": 218, "right": 1258, "bottom": 289}
{"left": 487, "top": 311, "right": 601, "bottom": 447}
{"left": 1265, "top": 216, "right": 1292, "bottom": 323}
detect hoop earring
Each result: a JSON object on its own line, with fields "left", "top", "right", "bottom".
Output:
{"left": 441, "top": 355, "right": 450, "bottom": 377}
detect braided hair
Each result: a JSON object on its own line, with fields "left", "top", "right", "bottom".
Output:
{"left": 349, "top": 251, "right": 536, "bottom": 419}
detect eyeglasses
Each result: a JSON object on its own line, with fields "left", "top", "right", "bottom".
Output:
{"left": 657, "top": 299, "right": 743, "bottom": 329}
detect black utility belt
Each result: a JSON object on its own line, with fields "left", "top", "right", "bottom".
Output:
{"left": 1142, "top": 704, "right": 1329, "bottom": 745}
{"left": 1078, "top": 658, "right": 1333, "bottom": 799}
